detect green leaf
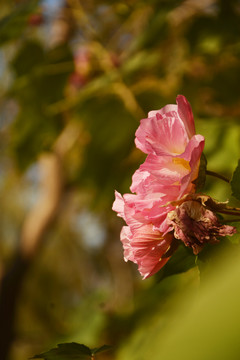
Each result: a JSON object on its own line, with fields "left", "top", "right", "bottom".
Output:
{"left": 118, "top": 247, "right": 240, "bottom": 360}
{"left": 0, "top": 0, "right": 38, "bottom": 45}
{"left": 31, "top": 343, "right": 91, "bottom": 360}
{"left": 9, "top": 43, "right": 73, "bottom": 170}
{"left": 157, "top": 243, "right": 196, "bottom": 281}
{"left": 230, "top": 160, "right": 240, "bottom": 201}
{"left": 11, "top": 40, "right": 45, "bottom": 77}
{"left": 10, "top": 108, "right": 62, "bottom": 170}
{"left": 31, "top": 342, "right": 111, "bottom": 360}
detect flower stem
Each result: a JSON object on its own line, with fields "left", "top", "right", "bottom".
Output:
{"left": 206, "top": 170, "right": 230, "bottom": 183}
{"left": 224, "top": 218, "right": 240, "bottom": 223}
{"left": 217, "top": 209, "right": 240, "bottom": 216}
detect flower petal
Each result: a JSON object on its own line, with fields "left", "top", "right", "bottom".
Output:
{"left": 148, "top": 103, "right": 178, "bottom": 119}
{"left": 112, "top": 191, "right": 125, "bottom": 220}
{"left": 135, "top": 116, "right": 188, "bottom": 156}
{"left": 130, "top": 169, "right": 180, "bottom": 199}
{"left": 131, "top": 225, "right": 174, "bottom": 279}
{"left": 140, "top": 154, "right": 189, "bottom": 185}
{"left": 122, "top": 192, "right": 170, "bottom": 231}
{"left": 180, "top": 135, "right": 205, "bottom": 196}
{"left": 120, "top": 226, "right": 136, "bottom": 262}
{"left": 176, "top": 95, "right": 196, "bottom": 139}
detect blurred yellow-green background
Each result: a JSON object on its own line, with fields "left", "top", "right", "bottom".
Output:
{"left": 0, "top": 0, "right": 240, "bottom": 359}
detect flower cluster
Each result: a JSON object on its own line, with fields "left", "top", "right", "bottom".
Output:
{"left": 113, "top": 96, "right": 236, "bottom": 279}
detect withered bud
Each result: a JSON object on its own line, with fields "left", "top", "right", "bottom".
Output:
{"left": 168, "top": 200, "right": 236, "bottom": 255}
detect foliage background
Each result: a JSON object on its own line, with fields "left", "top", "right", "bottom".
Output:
{"left": 0, "top": 0, "right": 240, "bottom": 359}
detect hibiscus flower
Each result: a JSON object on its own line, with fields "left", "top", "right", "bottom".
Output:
{"left": 113, "top": 95, "right": 205, "bottom": 278}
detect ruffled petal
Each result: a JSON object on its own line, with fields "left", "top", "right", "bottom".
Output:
{"left": 112, "top": 191, "right": 125, "bottom": 220}
{"left": 176, "top": 95, "right": 195, "bottom": 139}
{"left": 130, "top": 169, "right": 180, "bottom": 199}
{"left": 122, "top": 192, "right": 170, "bottom": 230}
{"left": 135, "top": 116, "right": 188, "bottom": 156}
{"left": 148, "top": 104, "right": 178, "bottom": 119}
{"left": 139, "top": 154, "right": 189, "bottom": 185}
{"left": 130, "top": 225, "right": 174, "bottom": 279}
{"left": 180, "top": 135, "right": 205, "bottom": 196}
{"left": 120, "top": 226, "right": 136, "bottom": 262}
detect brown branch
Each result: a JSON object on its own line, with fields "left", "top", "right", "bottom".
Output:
{"left": 0, "top": 152, "right": 63, "bottom": 359}
{"left": 0, "top": 3, "right": 79, "bottom": 357}
{"left": 0, "top": 113, "right": 84, "bottom": 358}
{"left": 0, "top": 252, "right": 30, "bottom": 360}
{"left": 20, "top": 153, "right": 63, "bottom": 258}
{"left": 205, "top": 169, "right": 230, "bottom": 183}
{"left": 0, "top": 114, "right": 84, "bottom": 359}
{"left": 216, "top": 209, "right": 240, "bottom": 217}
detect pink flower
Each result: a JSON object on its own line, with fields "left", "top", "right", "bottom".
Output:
{"left": 113, "top": 96, "right": 205, "bottom": 278}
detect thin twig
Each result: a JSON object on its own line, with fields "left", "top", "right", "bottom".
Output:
{"left": 223, "top": 219, "right": 240, "bottom": 223}
{"left": 216, "top": 209, "right": 240, "bottom": 216}
{"left": 206, "top": 169, "right": 230, "bottom": 183}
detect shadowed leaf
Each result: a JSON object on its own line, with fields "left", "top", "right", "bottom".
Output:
{"left": 91, "top": 344, "right": 112, "bottom": 355}
{"left": 31, "top": 342, "right": 92, "bottom": 360}
{"left": 231, "top": 160, "right": 240, "bottom": 201}
{"left": 31, "top": 342, "right": 111, "bottom": 360}
{"left": 157, "top": 243, "right": 196, "bottom": 281}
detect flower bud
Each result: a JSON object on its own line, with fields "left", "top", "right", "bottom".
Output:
{"left": 168, "top": 199, "right": 236, "bottom": 255}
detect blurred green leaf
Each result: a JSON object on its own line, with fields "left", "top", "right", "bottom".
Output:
{"left": 10, "top": 108, "right": 61, "bottom": 170}
{"left": 226, "top": 222, "right": 240, "bottom": 244}
{"left": 11, "top": 40, "right": 44, "bottom": 77}
{"left": 2, "top": 1, "right": 240, "bottom": 360}
{"left": 0, "top": 0, "right": 38, "bottom": 44}
{"left": 157, "top": 243, "right": 196, "bottom": 281}
{"left": 74, "top": 93, "right": 138, "bottom": 205}
{"left": 9, "top": 43, "right": 73, "bottom": 170}
{"left": 213, "top": 64, "right": 240, "bottom": 105}
{"left": 231, "top": 160, "right": 240, "bottom": 201}
{"left": 117, "top": 247, "right": 240, "bottom": 360}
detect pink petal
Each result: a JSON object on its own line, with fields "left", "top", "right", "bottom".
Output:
{"left": 188, "top": 135, "right": 205, "bottom": 166}
{"left": 130, "top": 169, "right": 152, "bottom": 194}
{"left": 139, "top": 154, "right": 189, "bottom": 185}
{"left": 135, "top": 115, "right": 188, "bottom": 156}
{"left": 120, "top": 226, "right": 136, "bottom": 262}
{"left": 180, "top": 135, "right": 205, "bottom": 196}
{"left": 176, "top": 95, "right": 196, "bottom": 139}
{"left": 148, "top": 104, "right": 178, "bottom": 119}
{"left": 120, "top": 223, "right": 174, "bottom": 278}
{"left": 130, "top": 225, "right": 174, "bottom": 279}
{"left": 140, "top": 257, "right": 170, "bottom": 279}
{"left": 122, "top": 192, "right": 170, "bottom": 230}
{"left": 112, "top": 191, "right": 125, "bottom": 220}
{"left": 130, "top": 169, "right": 180, "bottom": 199}
{"left": 181, "top": 134, "right": 205, "bottom": 162}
